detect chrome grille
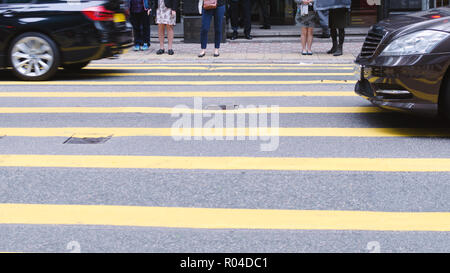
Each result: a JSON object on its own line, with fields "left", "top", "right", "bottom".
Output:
{"left": 360, "top": 26, "right": 386, "bottom": 59}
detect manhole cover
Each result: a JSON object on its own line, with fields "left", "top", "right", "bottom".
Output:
{"left": 63, "top": 135, "right": 112, "bottom": 144}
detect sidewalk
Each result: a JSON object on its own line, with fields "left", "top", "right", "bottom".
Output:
{"left": 96, "top": 37, "right": 364, "bottom": 64}
{"left": 149, "top": 23, "right": 370, "bottom": 39}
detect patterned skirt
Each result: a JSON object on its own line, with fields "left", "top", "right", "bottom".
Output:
{"left": 296, "top": 12, "right": 319, "bottom": 28}
{"left": 156, "top": 0, "right": 176, "bottom": 26}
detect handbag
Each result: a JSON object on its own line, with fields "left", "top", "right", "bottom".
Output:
{"left": 203, "top": 0, "right": 217, "bottom": 10}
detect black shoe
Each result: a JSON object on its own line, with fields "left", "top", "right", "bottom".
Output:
{"left": 327, "top": 46, "right": 337, "bottom": 54}
{"left": 245, "top": 34, "right": 253, "bottom": 40}
{"left": 260, "top": 25, "right": 271, "bottom": 29}
{"left": 333, "top": 45, "right": 343, "bottom": 56}
{"left": 198, "top": 52, "right": 206, "bottom": 58}
{"left": 156, "top": 49, "right": 165, "bottom": 55}
{"left": 231, "top": 31, "right": 238, "bottom": 40}
{"left": 168, "top": 49, "right": 174, "bottom": 55}
{"left": 213, "top": 53, "right": 220, "bottom": 57}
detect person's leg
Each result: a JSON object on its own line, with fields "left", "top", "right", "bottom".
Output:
{"left": 334, "top": 28, "right": 345, "bottom": 56}
{"left": 307, "top": 27, "right": 314, "bottom": 53}
{"left": 142, "top": 12, "right": 151, "bottom": 46}
{"left": 242, "top": 0, "right": 252, "bottom": 38}
{"left": 301, "top": 27, "right": 307, "bottom": 54}
{"left": 167, "top": 25, "right": 174, "bottom": 50}
{"left": 327, "top": 28, "right": 338, "bottom": 54}
{"left": 200, "top": 9, "right": 213, "bottom": 53}
{"left": 230, "top": 0, "right": 239, "bottom": 31}
{"left": 261, "top": 0, "right": 270, "bottom": 28}
{"left": 257, "top": 0, "right": 270, "bottom": 28}
{"left": 230, "top": 0, "right": 239, "bottom": 38}
{"left": 130, "top": 13, "right": 143, "bottom": 49}
{"left": 158, "top": 24, "right": 165, "bottom": 50}
{"left": 213, "top": 5, "right": 226, "bottom": 54}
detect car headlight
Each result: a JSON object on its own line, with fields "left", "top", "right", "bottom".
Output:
{"left": 380, "top": 30, "right": 450, "bottom": 56}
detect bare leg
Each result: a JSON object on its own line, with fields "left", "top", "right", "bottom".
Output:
{"left": 307, "top": 27, "right": 314, "bottom": 52}
{"left": 301, "top": 27, "right": 307, "bottom": 53}
{"left": 158, "top": 24, "right": 165, "bottom": 50}
{"left": 167, "top": 25, "right": 174, "bottom": 50}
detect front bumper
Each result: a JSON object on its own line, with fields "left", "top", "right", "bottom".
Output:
{"left": 355, "top": 54, "right": 450, "bottom": 117}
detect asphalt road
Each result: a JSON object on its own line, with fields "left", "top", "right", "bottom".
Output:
{"left": 0, "top": 62, "right": 449, "bottom": 253}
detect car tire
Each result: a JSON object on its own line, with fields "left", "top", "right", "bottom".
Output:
{"left": 62, "top": 61, "right": 90, "bottom": 71}
{"left": 439, "top": 70, "right": 450, "bottom": 120}
{"left": 9, "top": 32, "right": 60, "bottom": 81}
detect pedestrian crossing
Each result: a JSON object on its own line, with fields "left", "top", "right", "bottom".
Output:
{"left": 0, "top": 62, "right": 449, "bottom": 252}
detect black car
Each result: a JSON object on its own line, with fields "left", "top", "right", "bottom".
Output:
{"left": 0, "top": 0, "right": 132, "bottom": 80}
{"left": 355, "top": 7, "right": 450, "bottom": 119}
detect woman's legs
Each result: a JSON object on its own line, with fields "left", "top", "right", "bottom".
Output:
{"left": 301, "top": 27, "right": 307, "bottom": 53}
{"left": 200, "top": 9, "right": 213, "bottom": 53}
{"left": 167, "top": 24, "right": 174, "bottom": 50}
{"left": 333, "top": 28, "right": 345, "bottom": 56}
{"left": 158, "top": 24, "right": 166, "bottom": 50}
{"left": 307, "top": 27, "right": 314, "bottom": 53}
{"left": 327, "top": 28, "right": 338, "bottom": 54}
{"left": 213, "top": 5, "right": 226, "bottom": 54}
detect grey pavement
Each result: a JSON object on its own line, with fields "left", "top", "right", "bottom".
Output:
{"left": 94, "top": 36, "right": 364, "bottom": 64}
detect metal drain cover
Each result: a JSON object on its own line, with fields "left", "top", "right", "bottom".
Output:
{"left": 63, "top": 135, "right": 112, "bottom": 144}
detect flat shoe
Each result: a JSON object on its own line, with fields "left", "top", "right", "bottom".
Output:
{"left": 156, "top": 49, "right": 165, "bottom": 55}
{"left": 168, "top": 49, "right": 174, "bottom": 55}
{"left": 213, "top": 53, "right": 220, "bottom": 57}
{"left": 198, "top": 52, "right": 206, "bottom": 58}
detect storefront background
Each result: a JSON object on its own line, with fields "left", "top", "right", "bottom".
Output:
{"left": 178, "top": 0, "right": 448, "bottom": 27}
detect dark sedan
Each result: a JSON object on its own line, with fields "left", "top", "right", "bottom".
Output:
{"left": 0, "top": 0, "right": 132, "bottom": 80}
{"left": 355, "top": 7, "right": 450, "bottom": 119}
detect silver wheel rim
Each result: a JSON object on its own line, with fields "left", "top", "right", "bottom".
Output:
{"left": 11, "top": 36, "right": 54, "bottom": 77}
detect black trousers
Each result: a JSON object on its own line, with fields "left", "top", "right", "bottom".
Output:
{"left": 230, "top": 0, "right": 251, "bottom": 35}
{"left": 255, "top": 0, "right": 270, "bottom": 27}
{"left": 130, "top": 12, "right": 150, "bottom": 45}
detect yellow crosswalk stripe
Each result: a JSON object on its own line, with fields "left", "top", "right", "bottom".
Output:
{"left": 0, "top": 91, "right": 356, "bottom": 97}
{"left": 0, "top": 106, "right": 381, "bottom": 114}
{"left": 0, "top": 127, "right": 448, "bottom": 138}
{"left": 0, "top": 155, "right": 449, "bottom": 172}
{"left": 0, "top": 80, "right": 357, "bottom": 85}
{"left": 1, "top": 203, "right": 449, "bottom": 231}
